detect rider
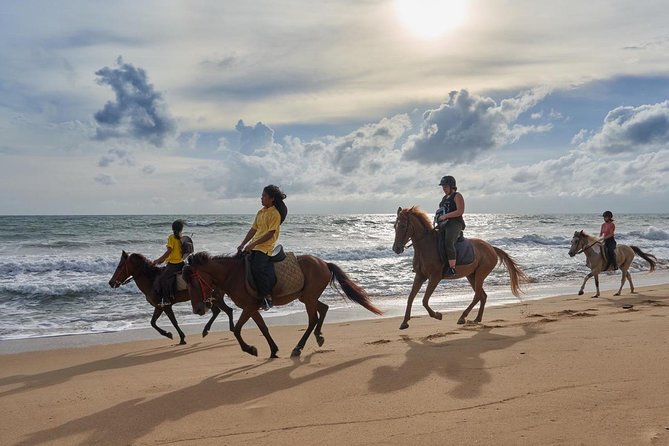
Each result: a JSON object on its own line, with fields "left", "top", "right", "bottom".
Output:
{"left": 436, "top": 175, "right": 466, "bottom": 276}
{"left": 599, "top": 211, "right": 617, "bottom": 271}
{"left": 237, "top": 185, "right": 288, "bottom": 310}
{"left": 153, "top": 219, "right": 185, "bottom": 306}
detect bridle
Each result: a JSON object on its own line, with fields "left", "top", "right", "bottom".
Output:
{"left": 111, "top": 257, "right": 134, "bottom": 287}
{"left": 395, "top": 213, "right": 414, "bottom": 251}
{"left": 191, "top": 270, "right": 216, "bottom": 305}
{"left": 573, "top": 234, "right": 601, "bottom": 255}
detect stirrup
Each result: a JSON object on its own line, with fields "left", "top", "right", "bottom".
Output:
{"left": 259, "top": 296, "right": 273, "bottom": 311}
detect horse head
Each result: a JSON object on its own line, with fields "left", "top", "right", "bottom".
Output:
{"left": 183, "top": 254, "right": 216, "bottom": 316}
{"left": 568, "top": 230, "right": 589, "bottom": 257}
{"left": 393, "top": 206, "right": 432, "bottom": 254}
{"left": 109, "top": 250, "right": 131, "bottom": 288}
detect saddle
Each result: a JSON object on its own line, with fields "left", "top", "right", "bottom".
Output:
{"left": 175, "top": 274, "right": 188, "bottom": 291}
{"left": 244, "top": 245, "right": 305, "bottom": 299}
{"left": 437, "top": 230, "right": 475, "bottom": 267}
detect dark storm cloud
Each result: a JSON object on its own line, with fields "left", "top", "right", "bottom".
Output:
{"left": 93, "top": 57, "right": 177, "bottom": 147}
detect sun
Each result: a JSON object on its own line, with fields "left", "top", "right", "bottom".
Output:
{"left": 394, "top": 0, "right": 468, "bottom": 39}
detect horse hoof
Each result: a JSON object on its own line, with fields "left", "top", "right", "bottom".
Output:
{"left": 457, "top": 318, "right": 466, "bottom": 325}
{"left": 270, "top": 353, "right": 279, "bottom": 359}
{"left": 578, "top": 290, "right": 584, "bottom": 296}
{"left": 179, "top": 339, "right": 187, "bottom": 345}
{"left": 166, "top": 332, "right": 173, "bottom": 340}
{"left": 248, "top": 346, "right": 258, "bottom": 357}
{"left": 291, "top": 348, "right": 302, "bottom": 357}
{"left": 202, "top": 331, "right": 209, "bottom": 338}
{"left": 614, "top": 293, "right": 620, "bottom": 296}
{"left": 399, "top": 322, "right": 409, "bottom": 330}
{"left": 434, "top": 312, "right": 443, "bottom": 321}
{"left": 591, "top": 295, "right": 599, "bottom": 299}
{"left": 317, "top": 336, "right": 325, "bottom": 347}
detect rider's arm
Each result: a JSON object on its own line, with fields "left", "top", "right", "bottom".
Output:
{"left": 153, "top": 247, "right": 172, "bottom": 265}
{"left": 238, "top": 228, "right": 257, "bottom": 252}
{"left": 245, "top": 230, "right": 276, "bottom": 251}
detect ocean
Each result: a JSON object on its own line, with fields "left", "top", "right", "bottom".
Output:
{"left": 1, "top": 213, "right": 668, "bottom": 341}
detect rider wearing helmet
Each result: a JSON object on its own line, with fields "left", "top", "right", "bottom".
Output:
{"left": 436, "top": 176, "right": 466, "bottom": 276}
{"left": 599, "top": 211, "right": 617, "bottom": 271}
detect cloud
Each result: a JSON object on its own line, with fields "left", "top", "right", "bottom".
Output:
{"left": 578, "top": 101, "right": 669, "bottom": 154}
{"left": 142, "top": 165, "right": 156, "bottom": 175}
{"left": 402, "top": 89, "right": 552, "bottom": 164}
{"left": 98, "top": 148, "right": 135, "bottom": 167}
{"left": 93, "top": 57, "right": 177, "bottom": 147}
{"left": 196, "top": 114, "right": 412, "bottom": 200}
{"left": 94, "top": 173, "right": 116, "bottom": 186}
{"left": 235, "top": 120, "right": 275, "bottom": 155}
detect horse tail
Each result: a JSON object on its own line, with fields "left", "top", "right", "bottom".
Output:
{"left": 631, "top": 246, "right": 657, "bottom": 272}
{"left": 327, "top": 263, "right": 383, "bottom": 315}
{"left": 493, "top": 247, "right": 528, "bottom": 297}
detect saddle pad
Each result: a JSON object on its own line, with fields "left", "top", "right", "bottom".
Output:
{"left": 176, "top": 274, "right": 188, "bottom": 291}
{"left": 245, "top": 252, "right": 304, "bottom": 298}
{"left": 455, "top": 238, "right": 474, "bottom": 266}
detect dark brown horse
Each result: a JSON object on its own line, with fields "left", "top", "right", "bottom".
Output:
{"left": 568, "top": 230, "right": 657, "bottom": 297}
{"left": 392, "top": 207, "right": 527, "bottom": 329}
{"left": 108, "top": 251, "right": 234, "bottom": 345}
{"left": 183, "top": 251, "right": 383, "bottom": 358}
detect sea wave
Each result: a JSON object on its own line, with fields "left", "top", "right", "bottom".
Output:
{"left": 628, "top": 226, "right": 669, "bottom": 241}
{"left": 0, "top": 257, "right": 117, "bottom": 275}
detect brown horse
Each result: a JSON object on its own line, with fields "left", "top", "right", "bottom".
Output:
{"left": 108, "top": 251, "right": 234, "bottom": 345}
{"left": 183, "top": 251, "right": 383, "bottom": 358}
{"left": 392, "top": 207, "right": 527, "bottom": 329}
{"left": 568, "top": 230, "right": 656, "bottom": 297}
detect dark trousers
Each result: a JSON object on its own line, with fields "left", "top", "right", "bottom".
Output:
{"left": 250, "top": 251, "right": 276, "bottom": 297}
{"left": 439, "top": 219, "right": 465, "bottom": 261}
{"left": 155, "top": 262, "right": 184, "bottom": 301}
{"left": 604, "top": 238, "right": 617, "bottom": 269}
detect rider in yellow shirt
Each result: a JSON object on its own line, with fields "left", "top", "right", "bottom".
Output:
{"left": 153, "top": 220, "right": 185, "bottom": 306}
{"left": 238, "top": 185, "right": 288, "bottom": 310}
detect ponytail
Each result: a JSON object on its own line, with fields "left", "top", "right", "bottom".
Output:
{"left": 172, "top": 219, "right": 184, "bottom": 240}
{"left": 264, "top": 185, "right": 288, "bottom": 224}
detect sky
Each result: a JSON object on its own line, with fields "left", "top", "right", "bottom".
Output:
{"left": 1, "top": 0, "right": 669, "bottom": 215}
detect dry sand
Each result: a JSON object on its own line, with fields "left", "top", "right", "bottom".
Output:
{"left": 2, "top": 285, "right": 669, "bottom": 445}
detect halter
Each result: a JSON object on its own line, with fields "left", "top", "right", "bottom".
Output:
{"left": 192, "top": 270, "right": 216, "bottom": 304}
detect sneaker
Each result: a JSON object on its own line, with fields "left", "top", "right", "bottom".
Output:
{"left": 259, "top": 296, "right": 273, "bottom": 311}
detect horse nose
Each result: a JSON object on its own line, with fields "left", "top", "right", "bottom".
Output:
{"left": 392, "top": 245, "right": 403, "bottom": 254}
{"left": 108, "top": 279, "right": 117, "bottom": 288}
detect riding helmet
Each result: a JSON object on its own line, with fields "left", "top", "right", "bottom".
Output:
{"left": 439, "top": 175, "right": 456, "bottom": 188}
{"left": 602, "top": 210, "right": 613, "bottom": 219}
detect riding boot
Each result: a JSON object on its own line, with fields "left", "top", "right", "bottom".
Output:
{"left": 444, "top": 266, "right": 456, "bottom": 276}
{"left": 259, "top": 296, "right": 273, "bottom": 311}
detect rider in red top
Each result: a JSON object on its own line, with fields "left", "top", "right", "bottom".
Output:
{"left": 599, "top": 211, "right": 617, "bottom": 271}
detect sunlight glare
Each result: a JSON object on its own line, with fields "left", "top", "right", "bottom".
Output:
{"left": 395, "top": 0, "right": 468, "bottom": 39}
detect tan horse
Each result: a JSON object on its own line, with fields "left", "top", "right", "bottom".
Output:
{"left": 568, "top": 230, "right": 656, "bottom": 298}
{"left": 392, "top": 207, "right": 527, "bottom": 329}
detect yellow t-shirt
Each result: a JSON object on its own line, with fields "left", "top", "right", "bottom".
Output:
{"left": 166, "top": 234, "right": 183, "bottom": 264}
{"left": 250, "top": 206, "right": 281, "bottom": 255}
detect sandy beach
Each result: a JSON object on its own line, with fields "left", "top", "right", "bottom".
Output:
{"left": 2, "top": 284, "right": 669, "bottom": 446}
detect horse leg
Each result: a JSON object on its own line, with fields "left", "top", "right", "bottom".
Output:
{"left": 233, "top": 308, "right": 259, "bottom": 357}
{"left": 473, "top": 286, "right": 488, "bottom": 323}
{"left": 219, "top": 299, "right": 235, "bottom": 332}
{"left": 150, "top": 307, "right": 173, "bottom": 340}
{"left": 313, "top": 301, "right": 329, "bottom": 347}
{"left": 202, "top": 305, "right": 220, "bottom": 338}
{"left": 578, "top": 272, "right": 593, "bottom": 296}
{"left": 592, "top": 274, "right": 600, "bottom": 298}
{"left": 291, "top": 299, "right": 320, "bottom": 358}
{"left": 400, "top": 274, "right": 427, "bottom": 330}
{"left": 458, "top": 274, "right": 480, "bottom": 324}
{"left": 627, "top": 270, "right": 636, "bottom": 294}
{"left": 421, "top": 277, "right": 443, "bottom": 321}
{"left": 615, "top": 268, "right": 629, "bottom": 296}
{"left": 163, "top": 306, "right": 186, "bottom": 345}
{"left": 250, "top": 312, "right": 279, "bottom": 358}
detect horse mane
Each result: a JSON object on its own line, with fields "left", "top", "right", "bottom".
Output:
{"left": 403, "top": 206, "right": 433, "bottom": 232}
{"left": 188, "top": 251, "right": 241, "bottom": 267}
{"left": 578, "top": 230, "right": 599, "bottom": 243}
{"left": 129, "top": 253, "right": 161, "bottom": 278}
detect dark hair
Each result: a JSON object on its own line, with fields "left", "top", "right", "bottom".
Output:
{"left": 172, "top": 219, "right": 184, "bottom": 240}
{"left": 602, "top": 211, "right": 613, "bottom": 219}
{"left": 264, "top": 184, "right": 288, "bottom": 223}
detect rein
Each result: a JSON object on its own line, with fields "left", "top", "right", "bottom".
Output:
{"left": 115, "top": 260, "right": 134, "bottom": 286}
{"left": 575, "top": 238, "right": 601, "bottom": 255}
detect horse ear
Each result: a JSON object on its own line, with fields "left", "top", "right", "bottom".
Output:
{"left": 397, "top": 207, "right": 402, "bottom": 216}
{"left": 579, "top": 230, "right": 584, "bottom": 235}
{"left": 122, "top": 250, "right": 128, "bottom": 257}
